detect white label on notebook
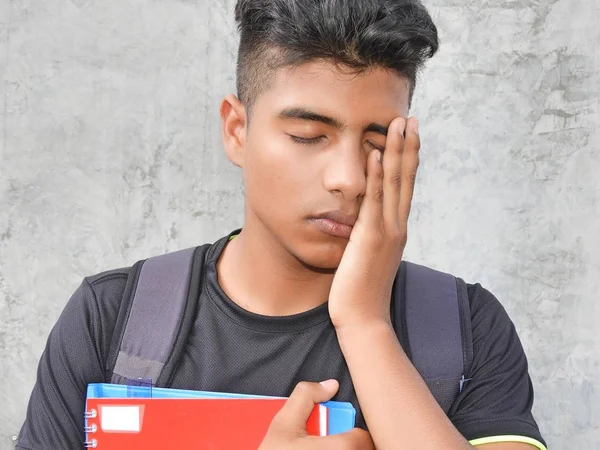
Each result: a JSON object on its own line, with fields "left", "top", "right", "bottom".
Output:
{"left": 100, "top": 406, "right": 141, "bottom": 432}
{"left": 319, "top": 404, "right": 327, "bottom": 436}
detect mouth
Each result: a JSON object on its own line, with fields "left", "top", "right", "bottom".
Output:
{"left": 308, "top": 210, "right": 358, "bottom": 239}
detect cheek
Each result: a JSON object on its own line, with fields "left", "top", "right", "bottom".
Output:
{"left": 245, "top": 131, "right": 317, "bottom": 196}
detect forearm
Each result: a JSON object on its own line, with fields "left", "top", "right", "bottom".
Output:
{"left": 336, "top": 321, "right": 473, "bottom": 450}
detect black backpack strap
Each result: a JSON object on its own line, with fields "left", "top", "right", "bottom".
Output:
{"left": 106, "top": 244, "right": 210, "bottom": 386}
{"left": 391, "top": 260, "right": 473, "bottom": 413}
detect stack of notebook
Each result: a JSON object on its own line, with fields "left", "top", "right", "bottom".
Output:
{"left": 84, "top": 383, "right": 356, "bottom": 449}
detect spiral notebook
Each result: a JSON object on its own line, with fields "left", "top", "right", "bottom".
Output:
{"left": 84, "top": 383, "right": 356, "bottom": 449}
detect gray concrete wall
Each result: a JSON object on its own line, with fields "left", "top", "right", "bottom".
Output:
{"left": 0, "top": 0, "right": 598, "bottom": 448}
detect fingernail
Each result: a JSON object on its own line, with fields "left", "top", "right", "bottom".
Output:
{"left": 411, "top": 118, "right": 419, "bottom": 135}
{"left": 376, "top": 150, "right": 382, "bottom": 162}
{"left": 319, "top": 379, "right": 337, "bottom": 389}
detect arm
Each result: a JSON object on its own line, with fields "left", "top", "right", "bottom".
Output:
{"left": 337, "top": 323, "right": 542, "bottom": 450}
{"left": 329, "top": 116, "right": 468, "bottom": 448}
{"left": 16, "top": 275, "right": 124, "bottom": 450}
{"left": 328, "top": 117, "right": 545, "bottom": 449}
{"left": 336, "top": 321, "right": 473, "bottom": 449}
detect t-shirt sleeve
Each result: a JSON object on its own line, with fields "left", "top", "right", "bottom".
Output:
{"left": 15, "top": 275, "right": 125, "bottom": 450}
{"left": 448, "top": 284, "right": 547, "bottom": 449}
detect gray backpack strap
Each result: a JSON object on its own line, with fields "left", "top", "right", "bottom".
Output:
{"left": 392, "top": 261, "right": 473, "bottom": 413}
{"left": 107, "top": 244, "right": 210, "bottom": 386}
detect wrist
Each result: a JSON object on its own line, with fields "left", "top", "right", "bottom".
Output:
{"left": 329, "top": 295, "right": 392, "bottom": 332}
{"left": 333, "top": 317, "right": 394, "bottom": 341}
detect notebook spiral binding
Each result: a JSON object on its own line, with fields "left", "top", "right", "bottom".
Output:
{"left": 84, "top": 409, "right": 98, "bottom": 448}
{"left": 84, "top": 424, "right": 98, "bottom": 433}
{"left": 84, "top": 439, "right": 98, "bottom": 448}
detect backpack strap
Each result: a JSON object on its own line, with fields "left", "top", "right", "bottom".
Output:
{"left": 106, "top": 244, "right": 211, "bottom": 387}
{"left": 391, "top": 260, "right": 473, "bottom": 413}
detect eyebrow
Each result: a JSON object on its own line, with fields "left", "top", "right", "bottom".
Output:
{"left": 278, "top": 107, "right": 389, "bottom": 137}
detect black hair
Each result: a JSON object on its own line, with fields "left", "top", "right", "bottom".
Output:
{"left": 234, "top": 0, "right": 439, "bottom": 115}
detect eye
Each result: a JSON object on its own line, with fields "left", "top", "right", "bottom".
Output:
{"left": 288, "top": 134, "right": 325, "bottom": 145}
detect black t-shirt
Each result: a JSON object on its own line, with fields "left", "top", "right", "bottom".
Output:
{"left": 17, "top": 233, "right": 546, "bottom": 449}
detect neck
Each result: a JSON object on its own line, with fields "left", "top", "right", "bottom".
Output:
{"left": 217, "top": 220, "right": 335, "bottom": 317}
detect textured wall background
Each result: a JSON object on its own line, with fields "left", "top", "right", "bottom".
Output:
{"left": 0, "top": 0, "right": 598, "bottom": 448}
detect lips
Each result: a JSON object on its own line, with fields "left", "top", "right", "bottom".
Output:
{"left": 314, "top": 211, "right": 358, "bottom": 227}
{"left": 308, "top": 210, "right": 358, "bottom": 239}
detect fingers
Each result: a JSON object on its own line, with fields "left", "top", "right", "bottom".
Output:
{"left": 380, "top": 116, "right": 420, "bottom": 233}
{"left": 399, "top": 118, "right": 420, "bottom": 225}
{"left": 354, "top": 115, "right": 420, "bottom": 244}
{"left": 271, "top": 380, "right": 339, "bottom": 433}
{"left": 356, "top": 144, "right": 384, "bottom": 232}
{"left": 382, "top": 117, "right": 406, "bottom": 230}
{"left": 262, "top": 380, "right": 373, "bottom": 450}
{"left": 318, "top": 427, "right": 376, "bottom": 449}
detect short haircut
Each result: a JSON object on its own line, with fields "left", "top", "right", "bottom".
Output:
{"left": 234, "top": 0, "right": 439, "bottom": 116}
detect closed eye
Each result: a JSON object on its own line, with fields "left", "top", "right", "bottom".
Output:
{"left": 288, "top": 134, "right": 325, "bottom": 145}
{"left": 288, "top": 134, "right": 384, "bottom": 151}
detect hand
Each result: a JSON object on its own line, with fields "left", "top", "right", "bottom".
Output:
{"left": 328, "top": 117, "right": 420, "bottom": 330}
{"left": 258, "top": 380, "right": 374, "bottom": 450}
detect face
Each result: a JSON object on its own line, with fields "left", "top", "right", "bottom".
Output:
{"left": 221, "top": 60, "right": 410, "bottom": 270}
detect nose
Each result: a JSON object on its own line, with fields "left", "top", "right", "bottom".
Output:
{"left": 322, "top": 140, "right": 367, "bottom": 201}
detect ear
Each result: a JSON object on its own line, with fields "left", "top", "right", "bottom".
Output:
{"left": 220, "top": 94, "right": 247, "bottom": 168}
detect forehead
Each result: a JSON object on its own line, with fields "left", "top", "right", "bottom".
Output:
{"left": 255, "top": 60, "right": 411, "bottom": 123}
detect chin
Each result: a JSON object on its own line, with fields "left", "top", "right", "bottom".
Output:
{"left": 260, "top": 216, "right": 349, "bottom": 270}
{"left": 291, "top": 238, "right": 347, "bottom": 271}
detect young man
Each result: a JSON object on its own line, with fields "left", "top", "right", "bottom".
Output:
{"left": 17, "top": 0, "right": 547, "bottom": 449}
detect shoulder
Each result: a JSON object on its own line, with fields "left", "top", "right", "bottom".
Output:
{"left": 399, "top": 262, "right": 521, "bottom": 349}
{"left": 466, "top": 282, "right": 510, "bottom": 322}
{"left": 454, "top": 278, "right": 530, "bottom": 381}
{"left": 465, "top": 282, "right": 525, "bottom": 366}
{"left": 49, "top": 266, "right": 134, "bottom": 366}
{"left": 400, "top": 262, "right": 518, "bottom": 356}
{"left": 57, "top": 265, "right": 133, "bottom": 326}
{"left": 85, "top": 266, "right": 131, "bottom": 290}
{"left": 79, "top": 266, "right": 132, "bottom": 326}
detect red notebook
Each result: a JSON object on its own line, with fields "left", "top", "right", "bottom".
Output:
{"left": 84, "top": 397, "right": 324, "bottom": 449}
